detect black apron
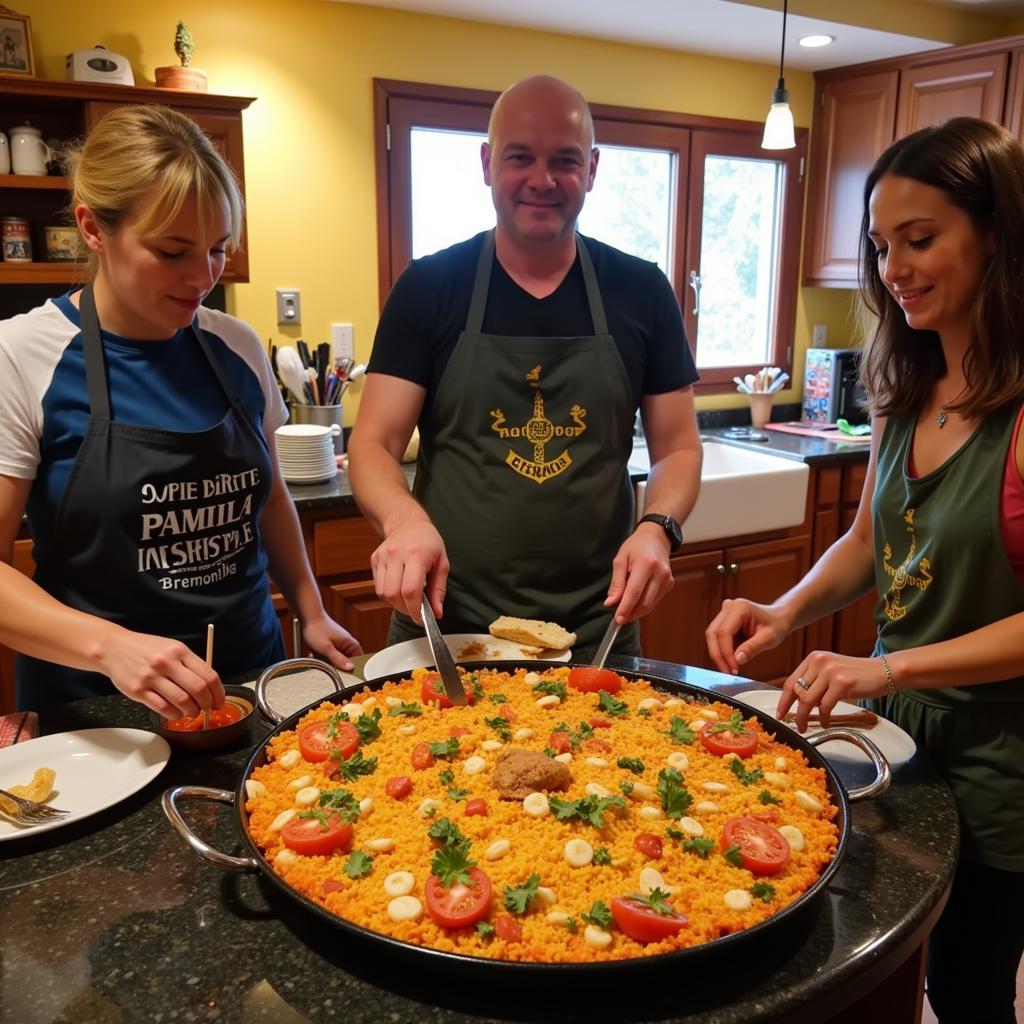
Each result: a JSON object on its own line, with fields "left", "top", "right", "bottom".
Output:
{"left": 16, "top": 287, "right": 283, "bottom": 708}
{"left": 389, "top": 231, "right": 640, "bottom": 657}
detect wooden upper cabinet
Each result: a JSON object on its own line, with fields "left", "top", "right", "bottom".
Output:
{"left": 1007, "top": 50, "right": 1024, "bottom": 145}
{"left": 803, "top": 71, "right": 897, "bottom": 286}
{"left": 896, "top": 52, "right": 1009, "bottom": 136}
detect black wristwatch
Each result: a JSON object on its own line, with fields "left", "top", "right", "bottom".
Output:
{"left": 637, "top": 513, "right": 683, "bottom": 552}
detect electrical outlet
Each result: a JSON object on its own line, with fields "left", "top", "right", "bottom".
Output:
{"left": 332, "top": 323, "right": 354, "bottom": 363}
{"left": 276, "top": 289, "right": 301, "bottom": 325}
{"left": 812, "top": 323, "right": 828, "bottom": 346}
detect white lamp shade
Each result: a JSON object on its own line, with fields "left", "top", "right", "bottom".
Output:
{"left": 762, "top": 102, "right": 796, "bottom": 150}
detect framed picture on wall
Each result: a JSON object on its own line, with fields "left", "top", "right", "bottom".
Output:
{"left": 0, "top": 6, "right": 34, "bottom": 78}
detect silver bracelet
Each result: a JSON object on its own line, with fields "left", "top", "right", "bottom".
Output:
{"left": 879, "top": 653, "right": 896, "bottom": 697}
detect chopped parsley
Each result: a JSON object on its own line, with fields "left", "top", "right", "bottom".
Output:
{"left": 619, "top": 780, "right": 635, "bottom": 798}
{"left": 580, "top": 900, "right": 612, "bottom": 929}
{"left": 447, "top": 787, "right": 471, "bottom": 801}
{"left": 326, "top": 710, "right": 349, "bottom": 737}
{"left": 317, "top": 788, "right": 361, "bottom": 822}
{"left": 566, "top": 916, "right": 578, "bottom": 933}
{"left": 637, "top": 707, "right": 651, "bottom": 718}
{"left": 343, "top": 850, "right": 373, "bottom": 878}
{"left": 427, "top": 816, "right": 469, "bottom": 850}
{"left": 682, "top": 837, "right": 715, "bottom": 859}
{"left": 470, "top": 677, "right": 485, "bottom": 701}
{"left": 387, "top": 702, "right": 422, "bottom": 717}
{"left": 330, "top": 749, "right": 377, "bottom": 781}
{"left": 729, "top": 759, "right": 764, "bottom": 786}
{"left": 475, "top": 921, "right": 495, "bottom": 939}
{"left": 487, "top": 693, "right": 509, "bottom": 704}
{"left": 666, "top": 717, "right": 696, "bottom": 745}
{"left": 542, "top": 748, "right": 557, "bottom": 758}
{"left": 484, "top": 715, "right": 512, "bottom": 742}
{"left": 598, "top": 691, "right": 629, "bottom": 718}
{"left": 666, "top": 827, "right": 685, "bottom": 842}
{"left": 502, "top": 873, "right": 541, "bottom": 914}
{"left": 757, "top": 789, "right": 782, "bottom": 805}
{"left": 296, "top": 808, "right": 332, "bottom": 830}
{"left": 723, "top": 843, "right": 744, "bottom": 868}
{"left": 656, "top": 767, "right": 692, "bottom": 819}
{"left": 750, "top": 881, "right": 776, "bottom": 903}
{"left": 707, "top": 710, "right": 749, "bottom": 736}
{"left": 354, "top": 707, "right": 382, "bottom": 743}
{"left": 626, "top": 888, "right": 675, "bottom": 916}
{"left": 616, "top": 757, "right": 645, "bottom": 775}
{"left": 430, "top": 844, "right": 476, "bottom": 888}
{"left": 438, "top": 769, "right": 455, "bottom": 786}
{"left": 592, "top": 847, "right": 613, "bottom": 866}
{"left": 428, "top": 737, "right": 461, "bottom": 759}
{"left": 548, "top": 794, "right": 626, "bottom": 829}
{"left": 535, "top": 680, "right": 568, "bottom": 701}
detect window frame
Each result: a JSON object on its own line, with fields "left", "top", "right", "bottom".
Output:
{"left": 373, "top": 79, "right": 807, "bottom": 395}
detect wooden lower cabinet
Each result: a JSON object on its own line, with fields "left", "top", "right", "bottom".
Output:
{"left": 323, "top": 578, "right": 394, "bottom": 656}
{"left": 641, "top": 534, "right": 810, "bottom": 683}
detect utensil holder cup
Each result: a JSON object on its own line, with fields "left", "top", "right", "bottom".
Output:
{"left": 290, "top": 404, "right": 344, "bottom": 455}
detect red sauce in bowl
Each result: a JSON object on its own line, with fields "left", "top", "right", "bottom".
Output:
{"left": 163, "top": 701, "right": 246, "bottom": 732}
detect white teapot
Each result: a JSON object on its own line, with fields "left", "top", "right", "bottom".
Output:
{"left": 9, "top": 124, "right": 56, "bottom": 176}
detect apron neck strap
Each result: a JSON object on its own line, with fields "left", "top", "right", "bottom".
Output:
{"left": 78, "top": 285, "right": 244, "bottom": 420}
{"left": 465, "top": 230, "right": 609, "bottom": 336}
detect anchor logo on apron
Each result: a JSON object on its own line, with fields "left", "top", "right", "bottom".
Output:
{"left": 489, "top": 364, "right": 587, "bottom": 484}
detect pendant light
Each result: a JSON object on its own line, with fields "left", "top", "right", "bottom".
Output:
{"left": 762, "top": 0, "right": 796, "bottom": 150}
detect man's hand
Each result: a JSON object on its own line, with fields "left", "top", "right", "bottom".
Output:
{"left": 604, "top": 527, "right": 674, "bottom": 623}
{"left": 370, "top": 519, "right": 450, "bottom": 623}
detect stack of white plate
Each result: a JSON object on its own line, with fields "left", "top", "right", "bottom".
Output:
{"left": 275, "top": 424, "right": 338, "bottom": 484}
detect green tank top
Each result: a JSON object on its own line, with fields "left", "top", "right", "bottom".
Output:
{"left": 873, "top": 402, "right": 1024, "bottom": 707}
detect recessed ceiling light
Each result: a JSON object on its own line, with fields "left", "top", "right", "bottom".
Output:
{"left": 798, "top": 34, "right": 835, "bottom": 48}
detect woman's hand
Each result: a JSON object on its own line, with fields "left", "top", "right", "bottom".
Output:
{"left": 776, "top": 651, "right": 890, "bottom": 731}
{"left": 705, "top": 598, "right": 791, "bottom": 674}
{"left": 301, "top": 614, "right": 363, "bottom": 672}
{"left": 98, "top": 629, "right": 223, "bottom": 720}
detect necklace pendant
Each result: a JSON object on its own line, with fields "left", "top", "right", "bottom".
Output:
{"left": 937, "top": 407, "right": 948, "bottom": 428}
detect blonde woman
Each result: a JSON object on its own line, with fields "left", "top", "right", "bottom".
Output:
{"left": 0, "top": 105, "right": 360, "bottom": 717}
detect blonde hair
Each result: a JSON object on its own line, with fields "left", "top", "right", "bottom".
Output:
{"left": 65, "top": 105, "right": 244, "bottom": 270}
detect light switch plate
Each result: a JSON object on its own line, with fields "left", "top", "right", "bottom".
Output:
{"left": 276, "top": 289, "right": 301, "bottom": 325}
{"left": 812, "top": 323, "right": 828, "bottom": 346}
{"left": 332, "top": 323, "right": 354, "bottom": 363}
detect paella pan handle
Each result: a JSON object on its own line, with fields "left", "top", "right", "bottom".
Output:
{"left": 161, "top": 785, "right": 261, "bottom": 873}
{"left": 807, "top": 727, "right": 891, "bottom": 801}
{"left": 254, "top": 657, "right": 349, "bottom": 725}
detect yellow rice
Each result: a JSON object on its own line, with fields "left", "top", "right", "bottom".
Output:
{"left": 245, "top": 667, "right": 839, "bottom": 963}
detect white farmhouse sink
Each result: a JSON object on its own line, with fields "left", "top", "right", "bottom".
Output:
{"left": 632, "top": 440, "right": 809, "bottom": 544}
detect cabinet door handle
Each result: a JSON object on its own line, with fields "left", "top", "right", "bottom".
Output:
{"left": 728, "top": 562, "right": 739, "bottom": 575}
{"left": 715, "top": 563, "right": 726, "bottom": 575}
{"left": 688, "top": 269, "right": 702, "bottom": 316}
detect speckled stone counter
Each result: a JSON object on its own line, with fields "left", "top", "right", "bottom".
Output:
{"left": 0, "top": 659, "right": 955, "bottom": 1024}
{"left": 699, "top": 427, "right": 872, "bottom": 466}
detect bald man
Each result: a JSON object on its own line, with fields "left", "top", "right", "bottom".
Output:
{"left": 349, "top": 75, "right": 702, "bottom": 658}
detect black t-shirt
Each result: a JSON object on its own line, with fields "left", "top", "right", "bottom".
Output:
{"left": 369, "top": 232, "right": 698, "bottom": 421}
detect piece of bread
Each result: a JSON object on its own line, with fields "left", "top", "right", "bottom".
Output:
{"left": 488, "top": 616, "right": 576, "bottom": 650}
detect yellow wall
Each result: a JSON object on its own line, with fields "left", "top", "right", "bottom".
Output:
{"left": 13, "top": 0, "right": 905, "bottom": 417}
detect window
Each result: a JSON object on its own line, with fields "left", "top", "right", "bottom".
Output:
{"left": 374, "top": 80, "right": 805, "bottom": 392}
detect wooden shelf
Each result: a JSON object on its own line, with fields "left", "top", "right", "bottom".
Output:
{"left": 0, "top": 173, "right": 69, "bottom": 190}
{"left": 0, "top": 261, "right": 86, "bottom": 284}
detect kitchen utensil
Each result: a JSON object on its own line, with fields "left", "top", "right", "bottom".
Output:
{"left": 0, "top": 787, "right": 69, "bottom": 824}
{"left": 419, "top": 594, "right": 468, "bottom": 705}
{"left": 288, "top": 405, "right": 344, "bottom": 456}
{"left": 203, "top": 623, "right": 214, "bottom": 730}
{"left": 363, "top": 633, "right": 572, "bottom": 679}
{"left": 276, "top": 346, "right": 310, "bottom": 405}
{"left": 591, "top": 616, "right": 620, "bottom": 669}
{"left": 767, "top": 372, "right": 790, "bottom": 393}
{"left": 733, "top": 376, "right": 752, "bottom": 393}
{"left": 783, "top": 709, "right": 879, "bottom": 728}
{"left": 164, "top": 666, "right": 889, "bottom": 977}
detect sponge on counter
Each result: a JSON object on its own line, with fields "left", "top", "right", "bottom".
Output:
{"left": 488, "top": 616, "right": 576, "bottom": 650}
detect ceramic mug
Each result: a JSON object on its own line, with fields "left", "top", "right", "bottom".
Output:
{"left": 0, "top": 132, "right": 9, "bottom": 175}
{"left": 9, "top": 124, "right": 55, "bottom": 175}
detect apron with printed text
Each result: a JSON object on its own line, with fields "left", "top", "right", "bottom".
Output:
{"left": 388, "top": 231, "right": 640, "bottom": 657}
{"left": 16, "top": 287, "right": 283, "bottom": 708}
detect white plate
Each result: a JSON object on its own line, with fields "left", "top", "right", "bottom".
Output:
{"left": 734, "top": 689, "right": 916, "bottom": 766}
{"left": 364, "top": 633, "right": 572, "bottom": 680}
{"left": 0, "top": 728, "right": 171, "bottom": 840}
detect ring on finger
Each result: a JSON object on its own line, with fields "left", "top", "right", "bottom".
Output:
{"left": 795, "top": 675, "right": 811, "bottom": 693}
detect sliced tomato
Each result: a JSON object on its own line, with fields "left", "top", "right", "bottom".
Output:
{"left": 721, "top": 816, "right": 790, "bottom": 875}
{"left": 585, "top": 737, "right": 612, "bottom": 753}
{"left": 611, "top": 896, "right": 688, "bottom": 943}
{"left": 465, "top": 798, "right": 488, "bottom": 817}
{"left": 751, "top": 809, "right": 779, "bottom": 824}
{"left": 634, "top": 832, "right": 663, "bottom": 860}
{"left": 421, "top": 673, "right": 476, "bottom": 710}
{"left": 498, "top": 706, "right": 517, "bottom": 723}
{"left": 411, "top": 742, "right": 435, "bottom": 770}
{"left": 321, "top": 879, "right": 345, "bottom": 896}
{"left": 699, "top": 721, "right": 758, "bottom": 758}
{"left": 424, "top": 867, "right": 493, "bottom": 928}
{"left": 588, "top": 717, "right": 612, "bottom": 729}
{"left": 548, "top": 731, "right": 571, "bottom": 755}
{"left": 568, "top": 666, "right": 623, "bottom": 694}
{"left": 450, "top": 726, "right": 470, "bottom": 738}
{"left": 495, "top": 914, "right": 523, "bottom": 943}
{"left": 297, "top": 720, "right": 359, "bottom": 763}
{"left": 385, "top": 775, "right": 412, "bottom": 800}
{"left": 281, "top": 814, "right": 353, "bottom": 857}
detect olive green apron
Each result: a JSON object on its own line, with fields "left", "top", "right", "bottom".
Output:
{"left": 388, "top": 231, "right": 639, "bottom": 657}
{"left": 868, "top": 403, "right": 1024, "bottom": 868}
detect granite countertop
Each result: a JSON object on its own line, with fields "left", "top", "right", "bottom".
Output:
{"left": 0, "top": 659, "right": 956, "bottom": 1024}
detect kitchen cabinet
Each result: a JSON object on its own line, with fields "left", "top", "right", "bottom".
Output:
{"left": 804, "top": 35, "right": 1024, "bottom": 287}
{"left": 641, "top": 535, "right": 811, "bottom": 684}
{"left": 0, "top": 78, "right": 253, "bottom": 285}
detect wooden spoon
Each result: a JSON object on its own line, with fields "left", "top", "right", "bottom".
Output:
{"left": 202, "top": 623, "right": 214, "bottom": 730}
{"left": 782, "top": 709, "right": 879, "bottom": 728}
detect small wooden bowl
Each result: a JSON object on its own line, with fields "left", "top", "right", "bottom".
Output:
{"left": 153, "top": 684, "right": 257, "bottom": 752}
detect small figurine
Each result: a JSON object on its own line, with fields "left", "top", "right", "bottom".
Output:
{"left": 155, "top": 20, "right": 207, "bottom": 92}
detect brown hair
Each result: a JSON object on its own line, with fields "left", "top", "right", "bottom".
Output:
{"left": 64, "top": 105, "right": 243, "bottom": 274}
{"left": 857, "top": 117, "right": 1024, "bottom": 420}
